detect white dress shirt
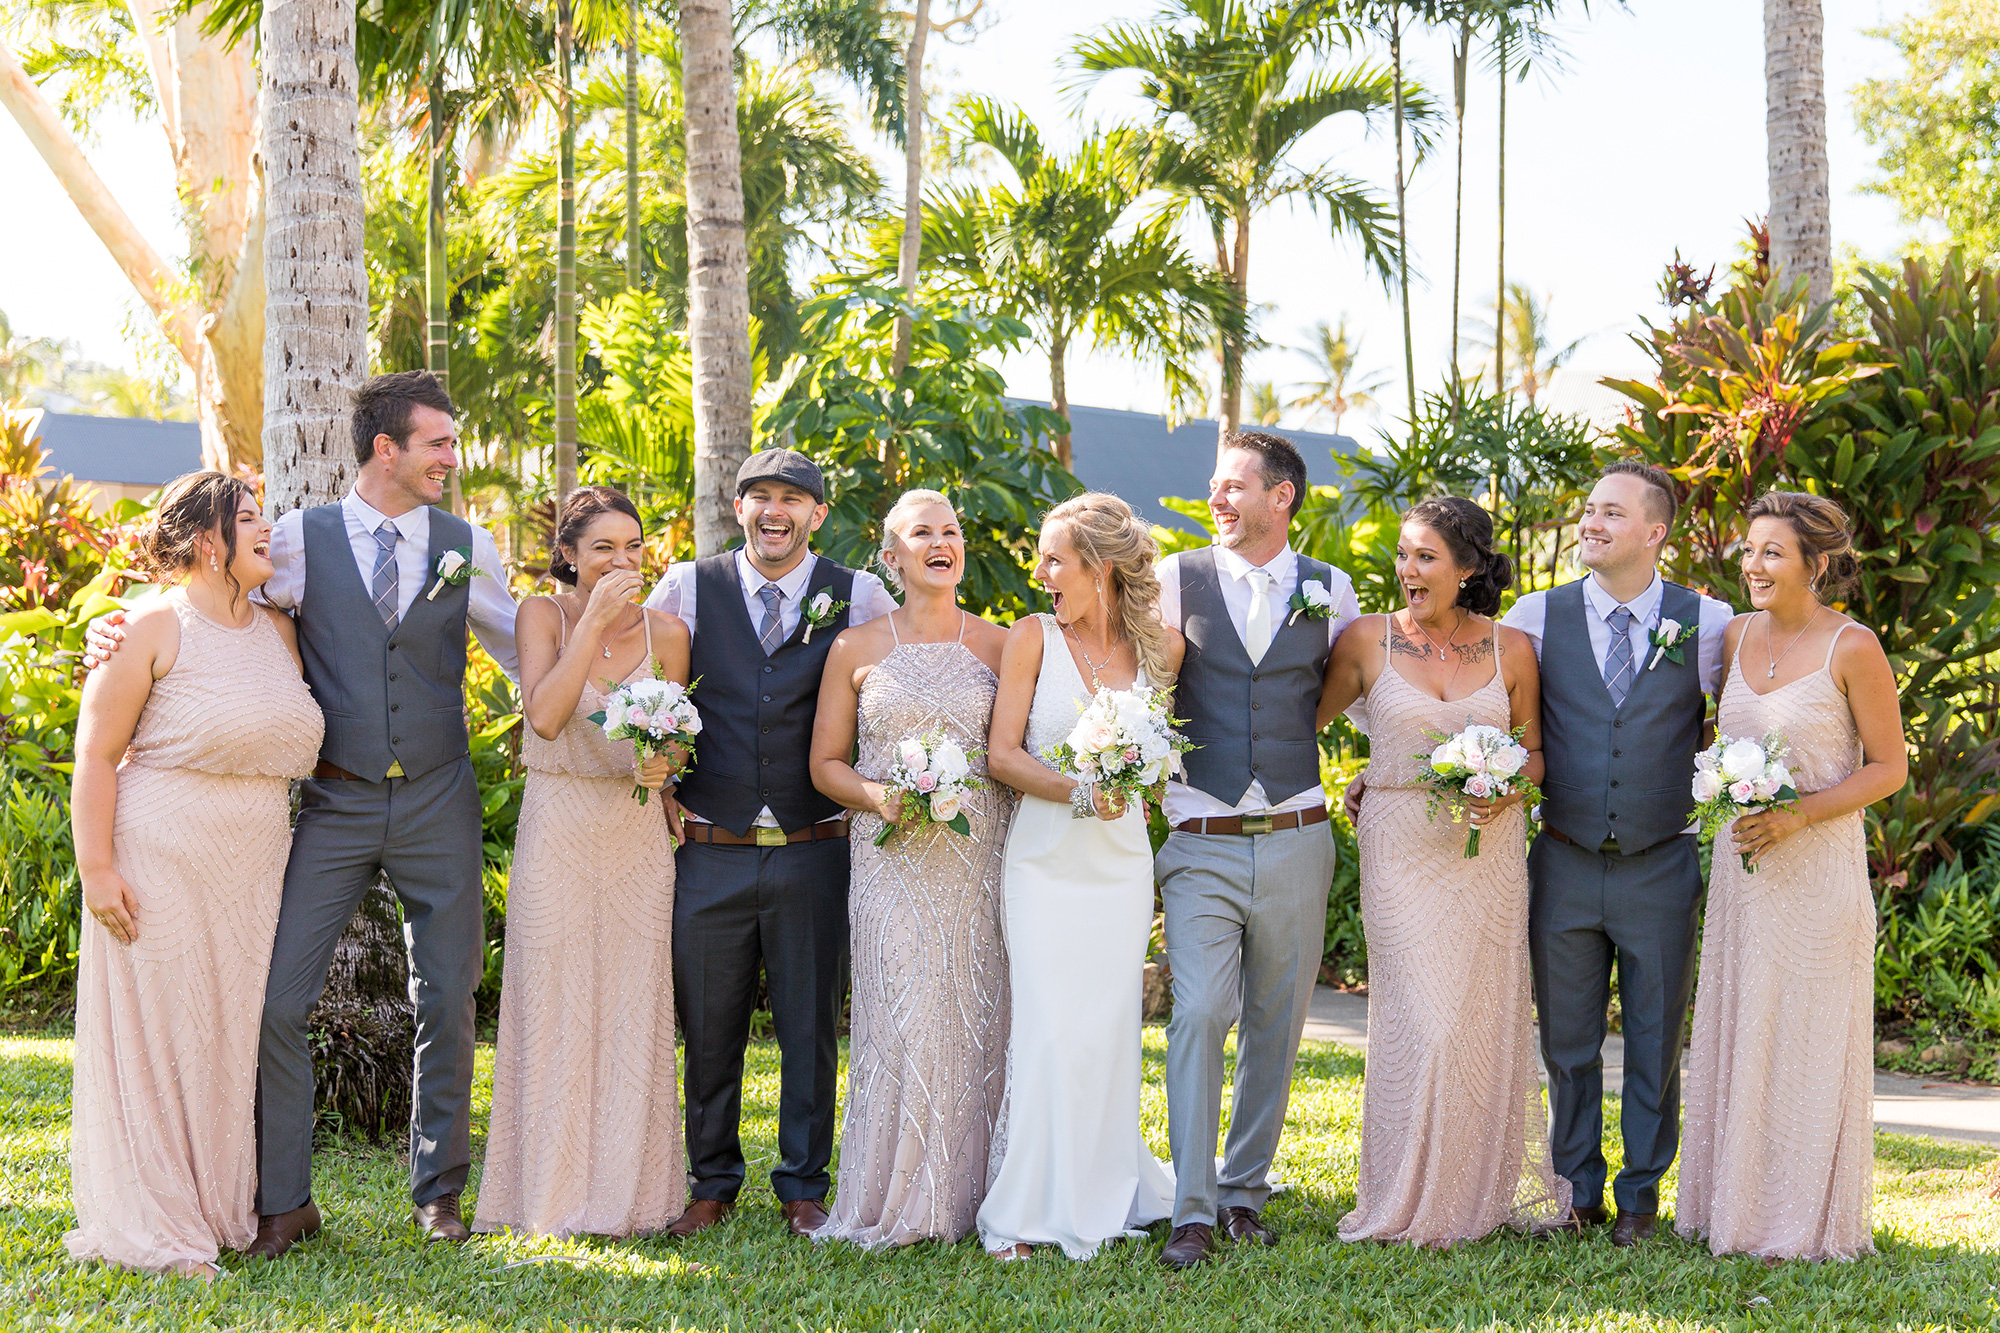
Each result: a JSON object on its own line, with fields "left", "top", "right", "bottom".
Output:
{"left": 1156, "top": 544, "right": 1362, "bottom": 824}
{"left": 645, "top": 548, "right": 897, "bottom": 825}
{"left": 257, "top": 490, "right": 520, "bottom": 678}
{"left": 1501, "top": 570, "right": 1732, "bottom": 698}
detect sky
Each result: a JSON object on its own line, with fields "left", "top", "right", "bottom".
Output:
{"left": 0, "top": 0, "right": 1927, "bottom": 435}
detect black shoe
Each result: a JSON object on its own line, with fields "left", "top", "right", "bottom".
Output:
{"left": 1610, "top": 1210, "right": 1657, "bottom": 1248}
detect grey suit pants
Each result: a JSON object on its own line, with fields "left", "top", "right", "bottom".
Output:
{"left": 1528, "top": 830, "right": 1702, "bottom": 1216}
{"left": 256, "top": 759, "right": 485, "bottom": 1214}
{"left": 1157, "top": 822, "right": 1336, "bottom": 1227}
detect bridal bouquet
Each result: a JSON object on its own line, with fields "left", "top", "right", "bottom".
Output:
{"left": 1692, "top": 732, "right": 1798, "bottom": 872}
{"left": 588, "top": 669, "right": 702, "bottom": 805}
{"left": 1415, "top": 723, "right": 1540, "bottom": 858}
{"left": 1043, "top": 685, "right": 1193, "bottom": 808}
{"left": 875, "top": 729, "right": 982, "bottom": 846}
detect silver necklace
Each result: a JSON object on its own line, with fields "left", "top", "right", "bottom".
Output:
{"left": 1407, "top": 609, "right": 1464, "bottom": 662}
{"left": 1764, "top": 606, "right": 1822, "bottom": 679}
{"left": 1065, "top": 619, "right": 1118, "bottom": 690}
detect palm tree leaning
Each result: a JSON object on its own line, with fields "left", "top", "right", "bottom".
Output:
{"left": 911, "top": 100, "right": 1239, "bottom": 469}
{"left": 1287, "top": 316, "right": 1388, "bottom": 434}
{"left": 1765, "top": 0, "right": 1831, "bottom": 306}
{"left": 1072, "top": 0, "right": 1425, "bottom": 443}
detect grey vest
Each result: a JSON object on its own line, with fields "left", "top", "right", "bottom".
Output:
{"left": 677, "top": 552, "right": 855, "bottom": 835}
{"left": 1173, "top": 547, "right": 1336, "bottom": 808}
{"left": 298, "top": 503, "right": 473, "bottom": 783}
{"left": 1539, "top": 578, "right": 1704, "bottom": 852}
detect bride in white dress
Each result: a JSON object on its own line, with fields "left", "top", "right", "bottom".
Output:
{"left": 979, "top": 493, "right": 1182, "bottom": 1261}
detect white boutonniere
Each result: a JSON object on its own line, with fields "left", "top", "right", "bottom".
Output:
{"left": 426, "top": 548, "right": 473, "bottom": 601}
{"left": 802, "top": 589, "right": 849, "bottom": 642}
{"left": 1287, "top": 578, "right": 1334, "bottom": 626}
{"left": 1647, "top": 616, "right": 1697, "bottom": 670}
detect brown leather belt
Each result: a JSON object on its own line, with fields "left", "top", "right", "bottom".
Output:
{"left": 1174, "top": 806, "right": 1330, "bottom": 837}
{"left": 313, "top": 760, "right": 364, "bottom": 782}
{"left": 684, "top": 817, "right": 851, "bottom": 847}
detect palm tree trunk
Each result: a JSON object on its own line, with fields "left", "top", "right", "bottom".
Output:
{"left": 260, "top": 0, "right": 368, "bottom": 513}
{"left": 1495, "top": 24, "right": 1506, "bottom": 397}
{"left": 1765, "top": 0, "right": 1831, "bottom": 306}
{"left": 1449, "top": 13, "right": 1468, "bottom": 429}
{"left": 890, "top": 0, "right": 931, "bottom": 377}
{"left": 425, "top": 29, "right": 459, "bottom": 513}
{"left": 1218, "top": 207, "right": 1250, "bottom": 442}
{"left": 1390, "top": 7, "right": 1416, "bottom": 430}
{"left": 680, "top": 0, "right": 755, "bottom": 556}
{"left": 626, "top": 0, "right": 641, "bottom": 289}
{"left": 1050, "top": 331, "right": 1071, "bottom": 470}
{"left": 554, "top": 0, "right": 577, "bottom": 501}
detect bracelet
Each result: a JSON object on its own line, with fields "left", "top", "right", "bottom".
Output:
{"left": 1068, "top": 780, "right": 1097, "bottom": 820}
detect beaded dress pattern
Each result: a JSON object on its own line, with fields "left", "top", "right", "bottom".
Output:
{"left": 474, "top": 608, "right": 686, "bottom": 1238}
{"left": 66, "top": 592, "right": 323, "bottom": 1271}
{"left": 1338, "top": 621, "right": 1570, "bottom": 1245}
{"left": 820, "top": 615, "right": 1013, "bottom": 1247}
{"left": 1677, "top": 623, "right": 1874, "bottom": 1261}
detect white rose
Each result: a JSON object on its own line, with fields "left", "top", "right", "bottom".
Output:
{"left": 1086, "top": 721, "right": 1119, "bottom": 752}
{"left": 436, "top": 549, "right": 468, "bottom": 578}
{"left": 1691, "top": 769, "right": 1724, "bottom": 802}
{"left": 1750, "top": 776, "right": 1779, "bottom": 801}
{"left": 930, "top": 792, "right": 961, "bottom": 822}
{"left": 810, "top": 591, "right": 833, "bottom": 616}
{"left": 1301, "top": 579, "right": 1332, "bottom": 609}
{"left": 1431, "top": 738, "right": 1466, "bottom": 772}
{"left": 681, "top": 710, "right": 703, "bottom": 736}
{"left": 1694, "top": 750, "right": 1719, "bottom": 774}
{"left": 1141, "top": 757, "right": 1168, "bottom": 786}
{"left": 933, "top": 739, "right": 971, "bottom": 782}
{"left": 1765, "top": 761, "right": 1792, "bottom": 792}
{"left": 1487, "top": 745, "right": 1526, "bottom": 778}
{"left": 1719, "top": 738, "right": 1767, "bottom": 783}
{"left": 898, "top": 738, "right": 929, "bottom": 773}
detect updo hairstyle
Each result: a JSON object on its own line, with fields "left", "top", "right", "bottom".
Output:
{"left": 877, "top": 488, "right": 956, "bottom": 590}
{"left": 1744, "top": 490, "right": 1859, "bottom": 599}
{"left": 1403, "top": 495, "right": 1514, "bottom": 617}
{"left": 1041, "top": 491, "right": 1175, "bottom": 686}
{"left": 140, "top": 471, "right": 254, "bottom": 592}
{"left": 548, "top": 485, "right": 643, "bottom": 585}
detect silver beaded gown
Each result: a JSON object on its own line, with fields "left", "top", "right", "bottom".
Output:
{"left": 1676, "top": 624, "right": 1875, "bottom": 1261}
{"left": 819, "top": 615, "right": 1013, "bottom": 1248}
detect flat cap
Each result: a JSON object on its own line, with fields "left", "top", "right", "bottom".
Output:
{"left": 735, "top": 448, "right": 825, "bottom": 503}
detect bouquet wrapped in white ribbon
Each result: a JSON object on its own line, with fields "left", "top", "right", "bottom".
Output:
{"left": 1414, "top": 722, "right": 1540, "bottom": 858}
{"left": 1692, "top": 731, "right": 1798, "bottom": 872}
{"left": 1042, "top": 685, "right": 1193, "bottom": 808}
{"left": 874, "top": 729, "right": 983, "bottom": 846}
{"left": 587, "top": 669, "right": 701, "bottom": 805}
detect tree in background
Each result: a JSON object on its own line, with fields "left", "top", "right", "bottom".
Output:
{"left": 1073, "top": 0, "right": 1419, "bottom": 442}
{"left": 0, "top": 1, "right": 263, "bottom": 473}
{"left": 908, "top": 100, "right": 1237, "bottom": 468}
{"left": 1766, "top": 0, "right": 1831, "bottom": 307}
{"left": 1287, "top": 315, "right": 1387, "bottom": 432}
{"left": 1463, "top": 281, "right": 1582, "bottom": 404}
{"left": 1852, "top": 0, "right": 2000, "bottom": 269}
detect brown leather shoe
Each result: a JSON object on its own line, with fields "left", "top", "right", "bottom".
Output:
{"left": 1219, "top": 1206, "right": 1278, "bottom": 1246}
{"left": 244, "top": 1201, "right": 322, "bottom": 1260}
{"left": 413, "top": 1193, "right": 471, "bottom": 1243}
{"left": 1610, "top": 1210, "right": 1657, "bottom": 1247}
{"left": 781, "top": 1198, "right": 829, "bottom": 1237}
{"left": 1158, "top": 1222, "right": 1214, "bottom": 1268}
{"left": 1535, "top": 1203, "right": 1608, "bottom": 1237}
{"left": 664, "top": 1198, "right": 736, "bottom": 1239}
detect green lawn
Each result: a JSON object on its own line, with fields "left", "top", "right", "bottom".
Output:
{"left": 2, "top": 1033, "right": 1996, "bottom": 1331}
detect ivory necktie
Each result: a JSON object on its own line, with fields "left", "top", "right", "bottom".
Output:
{"left": 758, "top": 583, "right": 787, "bottom": 655}
{"left": 1604, "top": 606, "right": 1635, "bottom": 709}
{"left": 371, "top": 521, "right": 400, "bottom": 630}
{"left": 1245, "top": 568, "right": 1274, "bottom": 664}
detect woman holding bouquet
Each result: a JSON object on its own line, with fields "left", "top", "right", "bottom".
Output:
{"left": 1315, "top": 496, "right": 1569, "bottom": 1246}
{"left": 807, "top": 489, "right": 1013, "bottom": 1247}
{"left": 976, "top": 493, "right": 1182, "bottom": 1261}
{"left": 474, "top": 487, "right": 692, "bottom": 1239}
{"left": 1677, "top": 492, "right": 1904, "bottom": 1262}
{"left": 66, "top": 472, "right": 322, "bottom": 1278}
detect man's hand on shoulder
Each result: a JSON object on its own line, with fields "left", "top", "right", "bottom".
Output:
{"left": 83, "top": 609, "right": 127, "bottom": 670}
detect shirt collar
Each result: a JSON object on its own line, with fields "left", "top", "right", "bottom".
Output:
{"left": 1583, "top": 569, "right": 1663, "bottom": 624}
{"left": 736, "top": 547, "right": 817, "bottom": 602}
{"left": 343, "top": 489, "right": 431, "bottom": 546}
{"left": 1213, "top": 542, "right": 1295, "bottom": 585}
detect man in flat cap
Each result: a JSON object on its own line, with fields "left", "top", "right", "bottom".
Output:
{"left": 644, "top": 450, "right": 897, "bottom": 1238}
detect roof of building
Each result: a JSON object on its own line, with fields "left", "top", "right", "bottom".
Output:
{"left": 26, "top": 411, "right": 203, "bottom": 487}
{"left": 1024, "top": 400, "right": 1361, "bottom": 535}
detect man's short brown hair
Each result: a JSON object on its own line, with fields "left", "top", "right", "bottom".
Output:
{"left": 1597, "top": 459, "right": 1677, "bottom": 529}
{"left": 351, "top": 371, "right": 456, "bottom": 467}
{"left": 1221, "top": 429, "right": 1309, "bottom": 519}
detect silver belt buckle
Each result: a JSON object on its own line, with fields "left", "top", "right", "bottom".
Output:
{"left": 755, "top": 826, "right": 788, "bottom": 847}
{"left": 1239, "top": 814, "right": 1274, "bottom": 835}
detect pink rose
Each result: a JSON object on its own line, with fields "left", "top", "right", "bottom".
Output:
{"left": 1122, "top": 746, "right": 1140, "bottom": 765}
{"left": 1465, "top": 774, "right": 1494, "bottom": 799}
{"left": 1728, "top": 780, "right": 1756, "bottom": 804}
{"left": 1466, "top": 748, "right": 1489, "bottom": 773}
{"left": 626, "top": 704, "right": 651, "bottom": 729}
{"left": 930, "top": 793, "right": 961, "bottom": 822}
{"left": 916, "top": 772, "right": 938, "bottom": 793}
{"left": 1087, "top": 722, "right": 1118, "bottom": 751}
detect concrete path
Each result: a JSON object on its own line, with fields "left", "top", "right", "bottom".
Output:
{"left": 1302, "top": 986, "right": 2000, "bottom": 1148}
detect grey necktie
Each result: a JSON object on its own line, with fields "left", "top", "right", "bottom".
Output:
{"left": 1604, "top": 605, "right": 1635, "bottom": 709}
{"left": 371, "top": 521, "right": 400, "bottom": 629}
{"left": 758, "top": 582, "right": 786, "bottom": 655}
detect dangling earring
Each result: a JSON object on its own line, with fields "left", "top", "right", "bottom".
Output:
{"left": 209, "top": 547, "right": 219, "bottom": 572}
{"left": 1459, "top": 578, "right": 1467, "bottom": 588}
